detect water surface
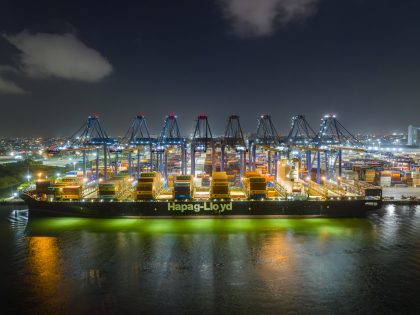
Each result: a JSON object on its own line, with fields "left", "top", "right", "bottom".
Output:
{"left": 1, "top": 205, "right": 420, "bottom": 314}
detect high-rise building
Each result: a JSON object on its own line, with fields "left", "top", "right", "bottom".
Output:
{"left": 408, "top": 125, "right": 420, "bottom": 146}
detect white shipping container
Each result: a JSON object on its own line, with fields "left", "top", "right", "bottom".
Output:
{"left": 342, "top": 170, "right": 358, "bottom": 180}
{"left": 194, "top": 178, "right": 202, "bottom": 187}
{"left": 380, "top": 177, "right": 392, "bottom": 181}
{"left": 380, "top": 177, "right": 391, "bottom": 187}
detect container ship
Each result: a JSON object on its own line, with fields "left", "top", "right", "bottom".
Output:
{"left": 21, "top": 113, "right": 384, "bottom": 218}
{"left": 21, "top": 169, "right": 382, "bottom": 218}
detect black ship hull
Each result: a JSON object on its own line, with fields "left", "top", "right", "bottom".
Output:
{"left": 21, "top": 194, "right": 381, "bottom": 218}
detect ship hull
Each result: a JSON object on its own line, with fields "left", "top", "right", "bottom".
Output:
{"left": 21, "top": 195, "right": 381, "bottom": 218}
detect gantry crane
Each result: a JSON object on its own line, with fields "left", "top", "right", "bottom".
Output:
{"left": 191, "top": 113, "right": 214, "bottom": 175}
{"left": 46, "top": 112, "right": 366, "bottom": 186}
{"left": 249, "top": 114, "right": 281, "bottom": 175}
{"left": 53, "top": 114, "right": 117, "bottom": 180}
{"left": 312, "top": 114, "right": 362, "bottom": 182}
{"left": 222, "top": 115, "right": 247, "bottom": 177}
{"left": 122, "top": 114, "right": 155, "bottom": 178}
{"left": 157, "top": 113, "right": 186, "bottom": 181}
{"left": 285, "top": 115, "right": 317, "bottom": 180}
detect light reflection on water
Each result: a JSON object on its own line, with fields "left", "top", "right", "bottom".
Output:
{"left": 24, "top": 215, "right": 374, "bottom": 236}
{"left": 2, "top": 206, "right": 420, "bottom": 314}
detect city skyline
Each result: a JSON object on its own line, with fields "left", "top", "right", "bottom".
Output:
{"left": 1, "top": 0, "right": 420, "bottom": 136}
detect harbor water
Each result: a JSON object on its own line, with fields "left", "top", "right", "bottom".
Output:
{"left": 1, "top": 205, "right": 420, "bottom": 314}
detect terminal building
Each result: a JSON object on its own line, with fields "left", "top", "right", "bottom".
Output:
{"left": 408, "top": 125, "right": 420, "bottom": 146}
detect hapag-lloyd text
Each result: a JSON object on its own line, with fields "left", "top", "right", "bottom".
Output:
{"left": 168, "top": 202, "right": 232, "bottom": 212}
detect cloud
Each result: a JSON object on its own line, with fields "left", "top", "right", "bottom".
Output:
{"left": 218, "top": 0, "right": 320, "bottom": 37}
{"left": 0, "top": 65, "right": 25, "bottom": 94}
{"left": 2, "top": 31, "right": 113, "bottom": 82}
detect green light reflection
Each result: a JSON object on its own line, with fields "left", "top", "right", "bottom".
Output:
{"left": 26, "top": 217, "right": 373, "bottom": 237}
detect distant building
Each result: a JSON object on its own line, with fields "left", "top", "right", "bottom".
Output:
{"left": 408, "top": 125, "right": 420, "bottom": 146}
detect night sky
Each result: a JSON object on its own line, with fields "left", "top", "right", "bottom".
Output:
{"left": 1, "top": 0, "right": 420, "bottom": 137}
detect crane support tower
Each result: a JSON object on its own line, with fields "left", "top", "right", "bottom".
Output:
{"left": 312, "top": 114, "right": 361, "bottom": 182}
{"left": 157, "top": 113, "right": 186, "bottom": 181}
{"left": 286, "top": 115, "right": 317, "bottom": 180}
{"left": 191, "top": 113, "right": 214, "bottom": 175}
{"left": 64, "top": 114, "right": 116, "bottom": 180}
{"left": 123, "top": 114, "right": 155, "bottom": 179}
{"left": 249, "top": 114, "right": 281, "bottom": 175}
{"left": 222, "top": 115, "right": 247, "bottom": 177}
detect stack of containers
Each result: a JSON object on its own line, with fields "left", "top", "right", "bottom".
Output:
{"left": 380, "top": 171, "right": 392, "bottom": 187}
{"left": 342, "top": 169, "right": 358, "bottom": 180}
{"left": 62, "top": 185, "right": 82, "bottom": 199}
{"left": 136, "top": 172, "right": 162, "bottom": 200}
{"left": 204, "top": 153, "right": 213, "bottom": 174}
{"left": 35, "top": 180, "right": 52, "bottom": 195}
{"left": 52, "top": 182, "right": 64, "bottom": 199}
{"left": 267, "top": 188, "right": 277, "bottom": 198}
{"left": 173, "top": 175, "right": 193, "bottom": 199}
{"left": 244, "top": 171, "right": 260, "bottom": 176}
{"left": 256, "top": 164, "right": 267, "bottom": 175}
{"left": 193, "top": 176, "right": 202, "bottom": 188}
{"left": 52, "top": 175, "right": 79, "bottom": 199}
{"left": 277, "top": 160, "right": 288, "bottom": 181}
{"left": 100, "top": 175, "right": 129, "bottom": 199}
{"left": 310, "top": 168, "right": 325, "bottom": 182}
{"left": 343, "top": 161, "right": 353, "bottom": 170}
{"left": 211, "top": 172, "right": 229, "bottom": 198}
{"left": 243, "top": 171, "right": 267, "bottom": 199}
{"left": 226, "top": 159, "right": 240, "bottom": 175}
{"left": 227, "top": 174, "right": 236, "bottom": 186}
{"left": 364, "top": 169, "right": 376, "bottom": 183}
{"left": 60, "top": 175, "right": 79, "bottom": 184}
{"left": 352, "top": 165, "right": 363, "bottom": 180}
{"left": 201, "top": 174, "right": 211, "bottom": 187}
{"left": 391, "top": 171, "right": 402, "bottom": 185}
{"left": 167, "top": 175, "right": 174, "bottom": 188}
{"left": 264, "top": 175, "right": 274, "bottom": 184}
{"left": 121, "top": 160, "right": 129, "bottom": 171}
{"left": 99, "top": 180, "right": 120, "bottom": 200}
{"left": 204, "top": 160, "right": 213, "bottom": 174}
{"left": 405, "top": 172, "right": 413, "bottom": 186}
{"left": 98, "top": 181, "right": 116, "bottom": 199}
{"left": 412, "top": 171, "right": 420, "bottom": 187}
